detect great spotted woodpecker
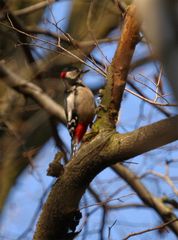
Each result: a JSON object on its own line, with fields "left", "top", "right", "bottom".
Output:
{"left": 60, "top": 67, "right": 95, "bottom": 154}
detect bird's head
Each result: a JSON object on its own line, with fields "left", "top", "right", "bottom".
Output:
{"left": 60, "top": 67, "right": 89, "bottom": 81}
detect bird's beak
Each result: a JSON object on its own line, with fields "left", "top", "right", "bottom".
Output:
{"left": 80, "top": 69, "right": 90, "bottom": 75}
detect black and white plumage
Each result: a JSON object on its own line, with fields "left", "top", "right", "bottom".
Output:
{"left": 60, "top": 67, "right": 95, "bottom": 154}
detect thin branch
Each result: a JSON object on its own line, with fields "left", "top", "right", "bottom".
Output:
{"left": 108, "top": 219, "right": 117, "bottom": 240}
{"left": 145, "top": 170, "right": 178, "bottom": 196}
{"left": 100, "top": 208, "right": 107, "bottom": 240}
{"left": 13, "top": 0, "right": 55, "bottom": 16}
{"left": 123, "top": 219, "right": 178, "bottom": 240}
{"left": 6, "top": 13, "right": 35, "bottom": 64}
{"left": 112, "top": 164, "right": 178, "bottom": 236}
{"left": 109, "top": 203, "right": 146, "bottom": 210}
{"left": 133, "top": 74, "right": 169, "bottom": 104}
{"left": 26, "top": 27, "right": 119, "bottom": 47}
{"left": 125, "top": 88, "right": 177, "bottom": 107}
{"left": 46, "top": 12, "right": 107, "bottom": 76}
{"left": 1, "top": 18, "right": 106, "bottom": 77}
{"left": 154, "top": 67, "right": 163, "bottom": 102}
{"left": 127, "top": 78, "right": 171, "bottom": 117}
{"left": 80, "top": 197, "right": 121, "bottom": 211}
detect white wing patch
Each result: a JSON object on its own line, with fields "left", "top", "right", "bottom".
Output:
{"left": 66, "top": 92, "right": 75, "bottom": 122}
{"left": 66, "top": 90, "right": 78, "bottom": 138}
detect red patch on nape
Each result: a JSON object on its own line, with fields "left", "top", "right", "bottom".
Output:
{"left": 60, "top": 71, "right": 66, "bottom": 78}
{"left": 74, "top": 123, "right": 87, "bottom": 143}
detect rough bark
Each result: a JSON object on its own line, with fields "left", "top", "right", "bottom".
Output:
{"left": 110, "top": 4, "right": 140, "bottom": 121}
{"left": 33, "top": 114, "right": 178, "bottom": 239}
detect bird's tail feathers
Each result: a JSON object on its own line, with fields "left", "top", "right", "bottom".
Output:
{"left": 71, "top": 138, "right": 79, "bottom": 157}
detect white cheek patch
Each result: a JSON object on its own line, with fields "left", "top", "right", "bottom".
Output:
{"left": 66, "top": 70, "right": 78, "bottom": 79}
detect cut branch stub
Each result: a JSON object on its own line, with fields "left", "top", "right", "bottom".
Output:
{"left": 109, "top": 4, "right": 141, "bottom": 122}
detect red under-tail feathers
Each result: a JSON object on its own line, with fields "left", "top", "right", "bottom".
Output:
{"left": 71, "top": 123, "right": 87, "bottom": 155}
{"left": 74, "top": 123, "right": 87, "bottom": 143}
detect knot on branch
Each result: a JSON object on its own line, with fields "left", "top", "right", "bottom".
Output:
{"left": 47, "top": 152, "right": 64, "bottom": 177}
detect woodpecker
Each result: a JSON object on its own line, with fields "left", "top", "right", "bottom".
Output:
{"left": 60, "top": 67, "right": 95, "bottom": 155}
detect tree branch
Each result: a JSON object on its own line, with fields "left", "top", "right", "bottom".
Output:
{"left": 127, "top": 78, "right": 172, "bottom": 117}
{"left": 32, "top": 2, "right": 178, "bottom": 238}
{"left": 33, "top": 114, "right": 178, "bottom": 239}
{"left": 13, "top": 0, "right": 55, "bottom": 16}
{"left": 109, "top": 4, "right": 140, "bottom": 121}
{"left": 0, "top": 62, "right": 66, "bottom": 124}
{"left": 93, "top": 4, "right": 140, "bottom": 131}
{"left": 105, "top": 115, "right": 178, "bottom": 162}
{"left": 123, "top": 219, "right": 178, "bottom": 240}
{"left": 112, "top": 164, "right": 178, "bottom": 236}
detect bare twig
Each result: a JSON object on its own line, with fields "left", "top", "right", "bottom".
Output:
{"left": 144, "top": 170, "right": 178, "bottom": 196}
{"left": 46, "top": 10, "right": 107, "bottom": 76}
{"left": 127, "top": 78, "right": 171, "bottom": 117}
{"left": 7, "top": 13, "right": 35, "bottom": 64}
{"left": 133, "top": 74, "right": 169, "bottom": 104}
{"left": 27, "top": 26, "right": 120, "bottom": 47}
{"left": 108, "top": 219, "right": 117, "bottom": 240}
{"left": 123, "top": 219, "right": 178, "bottom": 240}
{"left": 13, "top": 0, "right": 55, "bottom": 16}
{"left": 112, "top": 164, "right": 178, "bottom": 236}
{"left": 125, "top": 88, "right": 177, "bottom": 107}
{"left": 154, "top": 67, "right": 163, "bottom": 102}
{"left": 80, "top": 193, "right": 135, "bottom": 210}
{"left": 1, "top": 18, "right": 106, "bottom": 77}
